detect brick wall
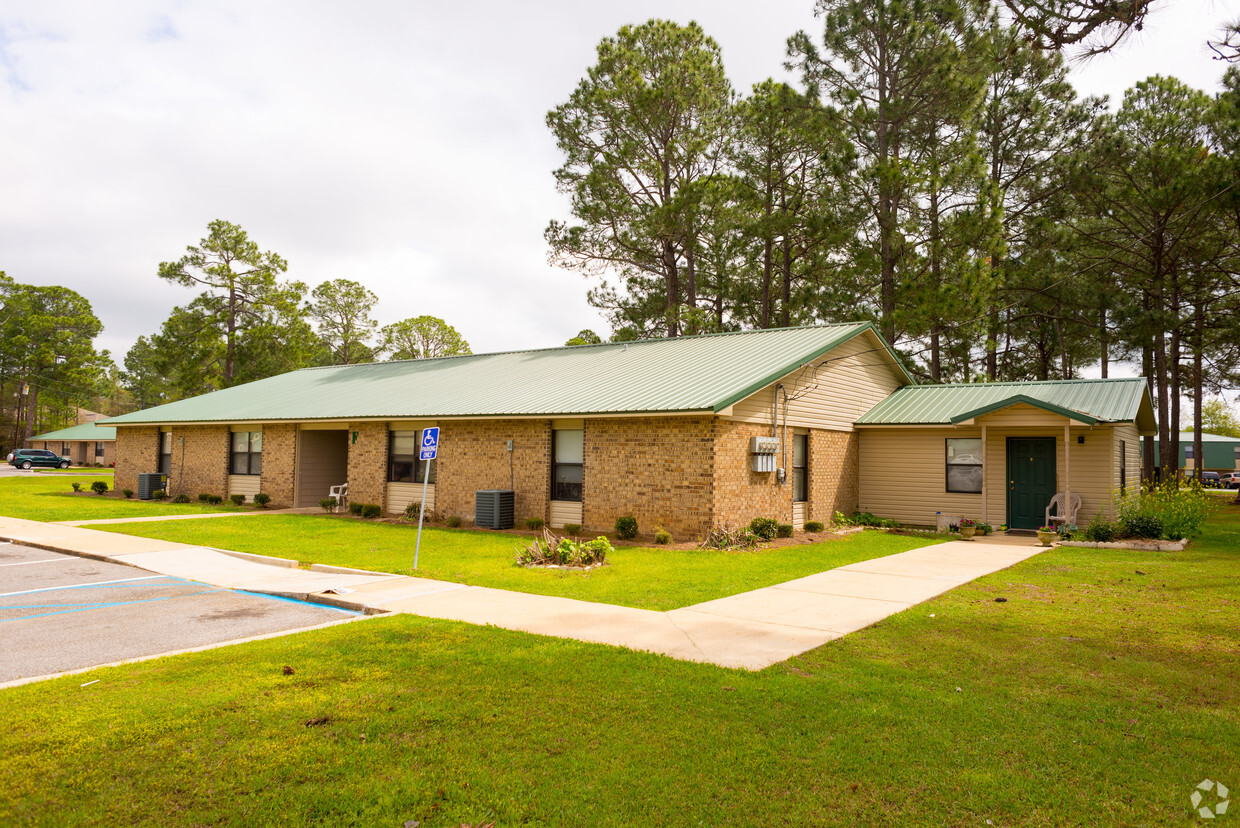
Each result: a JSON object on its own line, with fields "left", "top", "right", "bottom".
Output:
{"left": 713, "top": 420, "right": 793, "bottom": 529}
{"left": 346, "top": 422, "right": 388, "bottom": 509}
{"left": 435, "top": 420, "right": 552, "bottom": 523}
{"left": 260, "top": 423, "right": 297, "bottom": 507}
{"left": 115, "top": 426, "right": 159, "bottom": 493}
{"left": 584, "top": 416, "right": 715, "bottom": 541}
{"left": 167, "top": 425, "right": 230, "bottom": 498}
{"left": 810, "top": 430, "right": 858, "bottom": 521}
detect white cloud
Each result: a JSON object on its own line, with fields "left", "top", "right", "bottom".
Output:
{"left": 0, "top": 1, "right": 1233, "bottom": 366}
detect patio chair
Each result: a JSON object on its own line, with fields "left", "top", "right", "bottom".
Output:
{"left": 1044, "top": 492, "right": 1081, "bottom": 528}
{"left": 328, "top": 482, "right": 348, "bottom": 513}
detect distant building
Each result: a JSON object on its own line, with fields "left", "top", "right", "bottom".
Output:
{"left": 27, "top": 422, "right": 117, "bottom": 466}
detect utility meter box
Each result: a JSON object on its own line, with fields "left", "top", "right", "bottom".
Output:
{"left": 750, "top": 436, "right": 779, "bottom": 472}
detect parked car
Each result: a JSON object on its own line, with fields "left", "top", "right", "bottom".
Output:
{"left": 1193, "top": 470, "right": 1222, "bottom": 488}
{"left": 8, "top": 449, "right": 71, "bottom": 470}
{"left": 1221, "top": 472, "right": 1240, "bottom": 490}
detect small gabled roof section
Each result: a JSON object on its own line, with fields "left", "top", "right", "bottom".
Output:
{"left": 857, "top": 377, "right": 1156, "bottom": 432}
{"left": 29, "top": 422, "right": 117, "bottom": 441}
{"left": 948, "top": 395, "right": 1098, "bottom": 426}
{"left": 104, "top": 323, "right": 912, "bottom": 426}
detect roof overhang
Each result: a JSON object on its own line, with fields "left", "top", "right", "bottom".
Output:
{"left": 948, "top": 395, "right": 1099, "bottom": 427}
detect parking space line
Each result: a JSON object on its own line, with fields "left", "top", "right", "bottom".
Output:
{"left": 0, "top": 557, "right": 74, "bottom": 567}
{"left": 1, "top": 589, "right": 226, "bottom": 623}
{"left": 0, "top": 575, "right": 170, "bottom": 598}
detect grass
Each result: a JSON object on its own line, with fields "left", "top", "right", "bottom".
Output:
{"left": 4, "top": 507, "right": 1238, "bottom": 825}
{"left": 92, "top": 515, "right": 942, "bottom": 611}
{"left": 0, "top": 475, "right": 253, "bottom": 522}
{"left": 34, "top": 467, "right": 114, "bottom": 474}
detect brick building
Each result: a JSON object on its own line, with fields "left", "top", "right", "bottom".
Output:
{"left": 103, "top": 324, "right": 903, "bottom": 538}
{"left": 27, "top": 423, "right": 116, "bottom": 466}
{"left": 102, "top": 324, "right": 1155, "bottom": 536}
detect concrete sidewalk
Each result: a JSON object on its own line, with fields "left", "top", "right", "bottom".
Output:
{"left": 0, "top": 514, "right": 1048, "bottom": 670}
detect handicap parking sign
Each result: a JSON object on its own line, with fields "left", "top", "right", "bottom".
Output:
{"left": 419, "top": 427, "right": 440, "bottom": 461}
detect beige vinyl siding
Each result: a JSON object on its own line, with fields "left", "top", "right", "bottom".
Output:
{"left": 964, "top": 403, "right": 1091, "bottom": 428}
{"left": 228, "top": 475, "right": 261, "bottom": 500}
{"left": 296, "top": 429, "right": 350, "bottom": 508}
{"left": 792, "top": 501, "right": 807, "bottom": 529}
{"left": 859, "top": 427, "right": 984, "bottom": 526}
{"left": 388, "top": 482, "right": 435, "bottom": 516}
{"left": 549, "top": 500, "right": 583, "bottom": 528}
{"left": 1113, "top": 424, "right": 1142, "bottom": 496}
{"left": 860, "top": 423, "right": 1122, "bottom": 527}
{"left": 726, "top": 330, "right": 906, "bottom": 432}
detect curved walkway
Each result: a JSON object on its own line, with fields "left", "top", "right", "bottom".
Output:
{"left": 0, "top": 515, "right": 1048, "bottom": 670}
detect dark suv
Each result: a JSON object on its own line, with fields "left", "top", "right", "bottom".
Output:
{"left": 9, "top": 449, "right": 71, "bottom": 469}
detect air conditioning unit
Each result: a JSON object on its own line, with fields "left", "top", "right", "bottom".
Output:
{"left": 137, "top": 472, "right": 168, "bottom": 500}
{"left": 475, "top": 489, "right": 515, "bottom": 530}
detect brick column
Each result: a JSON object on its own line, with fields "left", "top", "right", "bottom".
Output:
{"left": 114, "top": 426, "right": 159, "bottom": 494}
{"left": 809, "top": 429, "right": 859, "bottom": 521}
{"left": 347, "top": 422, "right": 388, "bottom": 509}
{"left": 260, "top": 423, "right": 297, "bottom": 507}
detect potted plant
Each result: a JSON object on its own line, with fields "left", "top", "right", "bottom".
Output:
{"left": 977, "top": 522, "right": 993, "bottom": 536}
{"left": 1037, "top": 525, "right": 1058, "bottom": 547}
{"left": 959, "top": 517, "right": 977, "bottom": 539}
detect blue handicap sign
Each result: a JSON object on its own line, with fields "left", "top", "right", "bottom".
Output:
{"left": 419, "top": 427, "right": 440, "bottom": 460}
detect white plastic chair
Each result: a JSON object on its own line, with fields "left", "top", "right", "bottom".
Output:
{"left": 1044, "top": 492, "right": 1082, "bottom": 528}
{"left": 329, "top": 483, "right": 348, "bottom": 513}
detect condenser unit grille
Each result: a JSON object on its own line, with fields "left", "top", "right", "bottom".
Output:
{"left": 475, "top": 489, "right": 515, "bottom": 530}
{"left": 137, "top": 472, "right": 168, "bottom": 500}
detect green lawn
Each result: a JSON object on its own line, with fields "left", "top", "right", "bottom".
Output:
{"left": 93, "top": 515, "right": 942, "bottom": 611}
{"left": 5, "top": 507, "right": 1238, "bottom": 826}
{"left": 0, "top": 475, "right": 252, "bottom": 522}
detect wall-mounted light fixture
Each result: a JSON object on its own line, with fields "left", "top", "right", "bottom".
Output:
{"left": 1078, "top": 435, "right": 1085, "bottom": 444}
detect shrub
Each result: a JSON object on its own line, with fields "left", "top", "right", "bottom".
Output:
{"left": 71, "top": 482, "right": 82, "bottom": 492}
{"left": 977, "top": 522, "right": 993, "bottom": 535}
{"left": 748, "top": 517, "right": 779, "bottom": 541}
{"left": 320, "top": 497, "right": 338, "bottom": 512}
{"left": 197, "top": 493, "right": 211, "bottom": 503}
{"left": 776, "top": 523, "right": 794, "bottom": 538}
{"left": 515, "top": 528, "right": 612, "bottom": 567}
{"left": 151, "top": 489, "right": 166, "bottom": 500}
{"left": 206, "top": 494, "right": 223, "bottom": 505}
{"left": 348, "top": 502, "right": 364, "bottom": 516}
{"left": 1083, "top": 512, "right": 1119, "bottom": 542}
{"left": 1114, "top": 482, "right": 1212, "bottom": 541}
{"left": 253, "top": 492, "right": 270, "bottom": 508}
{"left": 361, "top": 504, "right": 382, "bottom": 519}
{"left": 403, "top": 501, "right": 439, "bottom": 522}
{"left": 563, "top": 523, "right": 581, "bottom": 536}
{"left": 90, "top": 480, "right": 108, "bottom": 495}
{"left": 525, "top": 517, "right": 545, "bottom": 530}
{"left": 230, "top": 494, "right": 246, "bottom": 506}
{"left": 803, "top": 520, "right": 825, "bottom": 533}
{"left": 653, "top": 528, "right": 672, "bottom": 545}
{"left": 445, "top": 515, "right": 462, "bottom": 528}
{"left": 1123, "top": 513, "right": 1163, "bottom": 539}
{"left": 122, "top": 489, "right": 134, "bottom": 499}
{"left": 615, "top": 515, "right": 638, "bottom": 540}
{"left": 171, "top": 493, "right": 192, "bottom": 504}
{"left": 833, "top": 510, "right": 898, "bottom": 529}
{"left": 699, "top": 523, "right": 758, "bottom": 551}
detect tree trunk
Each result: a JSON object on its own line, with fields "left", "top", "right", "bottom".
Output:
{"left": 663, "top": 239, "right": 680, "bottom": 337}
{"left": 1098, "top": 306, "right": 1108, "bottom": 378}
{"left": 1193, "top": 304, "right": 1204, "bottom": 487}
{"left": 225, "top": 288, "right": 237, "bottom": 386}
{"left": 1142, "top": 341, "right": 1156, "bottom": 482}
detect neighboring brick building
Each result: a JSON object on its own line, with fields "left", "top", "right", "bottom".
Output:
{"left": 102, "top": 324, "right": 1156, "bottom": 535}
{"left": 27, "top": 423, "right": 117, "bottom": 467}
{"left": 104, "top": 324, "right": 903, "bottom": 539}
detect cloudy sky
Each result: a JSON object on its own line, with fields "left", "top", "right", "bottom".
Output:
{"left": 1, "top": 1, "right": 1235, "bottom": 365}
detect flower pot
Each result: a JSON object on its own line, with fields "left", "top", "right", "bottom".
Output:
{"left": 960, "top": 526, "right": 976, "bottom": 539}
{"left": 1036, "top": 531, "right": 1057, "bottom": 547}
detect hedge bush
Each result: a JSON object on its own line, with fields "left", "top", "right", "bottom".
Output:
{"left": 803, "top": 520, "right": 825, "bottom": 533}
{"left": 776, "top": 523, "right": 794, "bottom": 538}
{"left": 253, "top": 492, "right": 270, "bottom": 508}
{"left": 90, "top": 480, "right": 108, "bottom": 495}
{"left": 122, "top": 489, "right": 134, "bottom": 499}
{"left": 525, "top": 517, "right": 545, "bottom": 530}
{"left": 748, "top": 517, "right": 779, "bottom": 541}
{"left": 563, "top": 523, "right": 582, "bottom": 536}
{"left": 360, "top": 504, "right": 382, "bottom": 519}
{"left": 348, "top": 502, "right": 364, "bottom": 516}
{"left": 230, "top": 494, "right": 246, "bottom": 506}
{"left": 654, "top": 528, "right": 672, "bottom": 545}
{"left": 320, "top": 497, "right": 338, "bottom": 512}
{"left": 614, "top": 515, "right": 638, "bottom": 540}
{"left": 171, "top": 493, "right": 192, "bottom": 504}
{"left": 445, "top": 515, "right": 462, "bottom": 528}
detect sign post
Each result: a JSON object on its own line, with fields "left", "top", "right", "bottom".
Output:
{"left": 414, "top": 427, "right": 439, "bottom": 569}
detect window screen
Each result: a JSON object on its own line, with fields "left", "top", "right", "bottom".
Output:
{"left": 230, "top": 431, "right": 263, "bottom": 475}
{"left": 552, "top": 429, "right": 583, "bottom": 502}
{"left": 946, "top": 438, "right": 983, "bottom": 494}
{"left": 792, "top": 433, "right": 808, "bottom": 503}
{"left": 388, "top": 431, "right": 435, "bottom": 483}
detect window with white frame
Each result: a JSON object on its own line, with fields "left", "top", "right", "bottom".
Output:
{"left": 388, "top": 430, "right": 435, "bottom": 484}
{"left": 792, "top": 433, "right": 808, "bottom": 503}
{"left": 159, "top": 432, "right": 172, "bottom": 475}
{"left": 552, "top": 429, "right": 583, "bottom": 502}
{"left": 946, "top": 438, "right": 983, "bottom": 493}
{"left": 230, "top": 431, "right": 262, "bottom": 475}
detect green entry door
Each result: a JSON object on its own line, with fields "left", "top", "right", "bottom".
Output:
{"left": 1007, "top": 437, "right": 1057, "bottom": 530}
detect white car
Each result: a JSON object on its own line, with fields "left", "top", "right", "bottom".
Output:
{"left": 1221, "top": 472, "right": 1240, "bottom": 490}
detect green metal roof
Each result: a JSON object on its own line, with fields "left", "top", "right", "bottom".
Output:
{"left": 104, "top": 323, "right": 908, "bottom": 425}
{"left": 29, "top": 422, "right": 117, "bottom": 441}
{"left": 1154, "top": 432, "right": 1240, "bottom": 469}
{"left": 856, "top": 377, "right": 1155, "bottom": 429}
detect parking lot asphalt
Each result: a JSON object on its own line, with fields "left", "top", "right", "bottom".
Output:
{"left": 0, "top": 542, "right": 362, "bottom": 685}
